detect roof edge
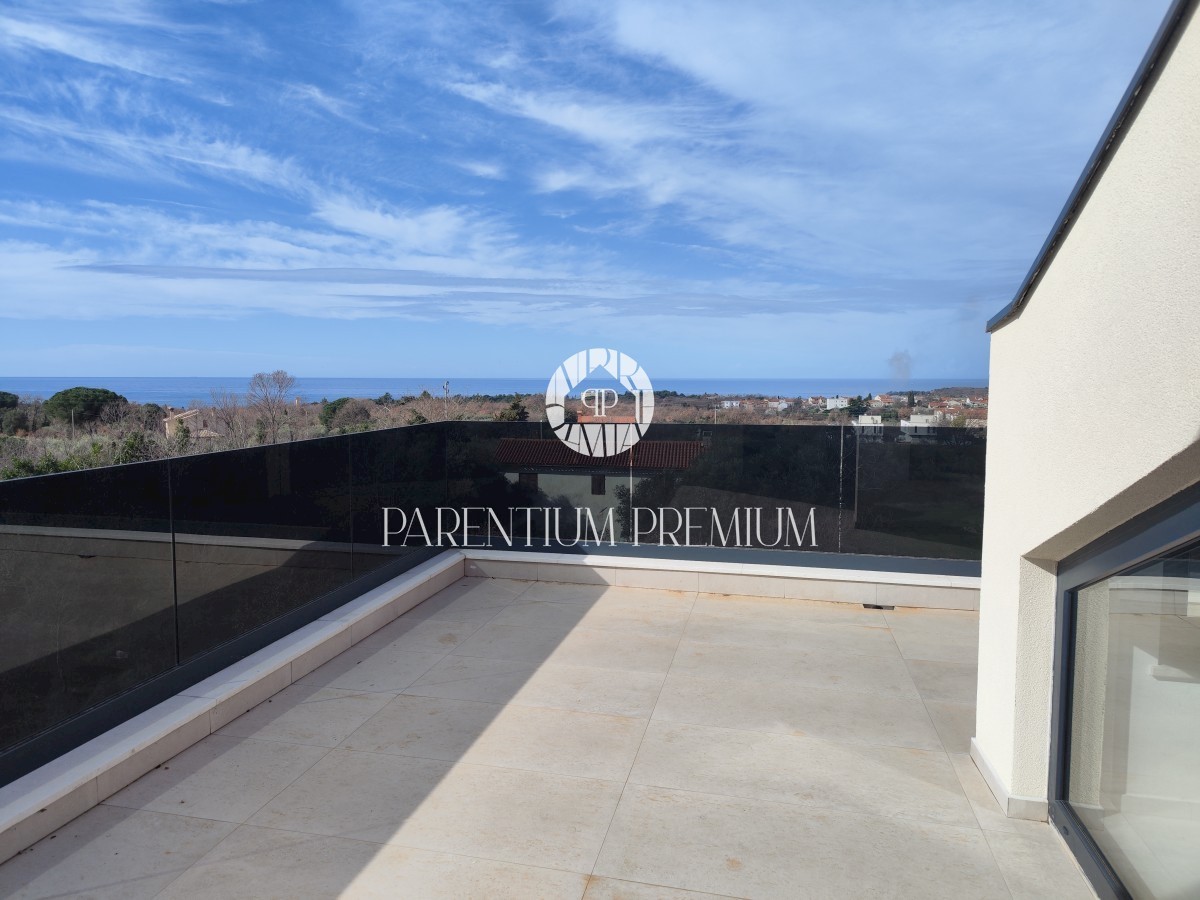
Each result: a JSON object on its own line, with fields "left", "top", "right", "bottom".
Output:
{"left": 986, "top": 0, "right": 1198, "bottom": 333}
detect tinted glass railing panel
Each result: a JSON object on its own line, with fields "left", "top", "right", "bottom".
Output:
{"left": 658, "top": 424, "right": 845, "bottom": 550}
{"left": 351, "top": 424, "right": 449, "bottom": 575}
{"left": 0, "top": 420, "right": 985, "bottom": 772}
{"left": 847, "top": 426, "right": 985, "bottom": 559}
{"left": 171, "top": 441, "right": 353, "bottom": 661}
{"left": 443, "top": 421, "right": 553, "bottom": 544}
{"left": 0, "top": 462, "right": 175, "bottom": 752}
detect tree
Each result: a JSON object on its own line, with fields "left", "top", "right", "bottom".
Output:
{"left": 0, "top": 391, "right": 17, "bottom": 410}
{"left": 209, "top": 389, "right": 247, "bottom": 448}
{"left": 0, "top": 407, "right": 29, "bottom": 435}
{"left": 374, "top": 392, "right": 394, "bottom": 406}
{"left": 246, "top": 370, "right": 295, "bottom": 443}
{"left": 319, "top": 397, "right": 352, "bottom": 430}
{"left": 135, "top": 403, "right": 166, "bottom": 433}
{"left": 44, "top": 387, "right": 128, "bottom": 424}
{"left": 907, "top": 390, "right": 916, "bottom": 408}
{"left": 846, "top": 395, "right": 870, "bottom": 416}
{"left": 98, "top": 399, "right": 133, "bottom": 432}
{"left": 321, "top": 397, "right": 371, "bottom": 431}
{"left": 330, "top": 400, "right": 371, "bottom": 431}
{"left": 493, "top": 397, "right": 529, "bottom": 422}
{"left": 114, "top": 431, "right": 155, "bottom": 465}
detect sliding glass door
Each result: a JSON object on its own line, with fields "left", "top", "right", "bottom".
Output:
{"left": 1053, "top": 497, "right": 1200, "bottom": 900}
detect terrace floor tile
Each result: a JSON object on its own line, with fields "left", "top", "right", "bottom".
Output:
{"left": 0, "top": 573, "right": 1094, "bottom": 899}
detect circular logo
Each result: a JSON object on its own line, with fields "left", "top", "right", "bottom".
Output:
{"left": 546, "top": 349, "right": 654, "bottom": 457}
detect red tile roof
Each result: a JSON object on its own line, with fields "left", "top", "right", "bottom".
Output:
{"left": 495, "top": 437, "right": 704, "bottom": 471}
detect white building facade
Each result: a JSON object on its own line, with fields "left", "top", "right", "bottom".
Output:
{"left": 975, "top": 3, "right": 1200, "bottom": 896}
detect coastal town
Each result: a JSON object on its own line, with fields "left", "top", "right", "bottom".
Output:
{"left": 652, "top": 386, "right": 988, "bottom": 429}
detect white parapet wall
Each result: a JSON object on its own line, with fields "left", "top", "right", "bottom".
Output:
{"left": 461, "top": 549, "right": 980, "bottom": 610}
{"left": 976, "top": 6, "right": 1200, "bottom": 819}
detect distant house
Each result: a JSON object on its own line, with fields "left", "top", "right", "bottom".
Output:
{"left": 720, "top": 400, "right": 742, "bottom": 409}
{"left": 852, "top": 414, "right": 884, "bottom": 438}
{"left": 962, "top": 408, "right": 988, "bottom": 426}
{"left": 825, "top": 396, "right": 849, "bottom": 411}
{"left": 900, "top": 413, "right": 940, "bottom": 438}
{"left": 162, "top": 406, "right": 220, "bottom": 440}
{"left": 765, "top": 399, "right": 790, "bottom": 411}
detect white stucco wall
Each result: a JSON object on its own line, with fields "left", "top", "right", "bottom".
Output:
{"left": 975, "top": 10, "right": 1200, "bottom": 814}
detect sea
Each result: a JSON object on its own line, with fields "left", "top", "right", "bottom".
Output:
{"left": 0, "top": 376, "right": 987, "bottom": 406}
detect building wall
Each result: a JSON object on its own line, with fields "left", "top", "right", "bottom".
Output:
{"left": 976, "top": 9, "right": 1200, "bottom": 814}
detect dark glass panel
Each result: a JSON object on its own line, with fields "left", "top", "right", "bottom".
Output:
{"left": 0, "top": 462, "right": 174, "bottom": 751}
{"left": 615, "top": 424, "right": 842, "bottom": 552}
{"left": 171, "top": 439, "right": 353, "bottom": 660}
{"left": 350, "top": 424, "right": 449, "bottom": 574}
{"left": 846, "top": 426, "right": 985, "bottom": 559}
{"left": 442, "top": 421, "right": 550, "bottom": 547}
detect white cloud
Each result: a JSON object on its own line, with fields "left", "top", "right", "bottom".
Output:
{"left": 0, "top": 0, "right": 1172, "bottom": 376}
{"left": 0, "top": 15, "right": 188, "bottom": 81}
{"left": 457, "top": 160, "right": 505, "bottom": 180}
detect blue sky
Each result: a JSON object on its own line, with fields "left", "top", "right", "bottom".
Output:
{"left": 0, "top": 0, "right": 1172, "bottom": 379}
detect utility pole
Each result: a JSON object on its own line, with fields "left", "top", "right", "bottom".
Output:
{"left": 443, "top": 381, "right": 450, "bottom": 419}
{"left": 70, "top": 409, "right": 75, "bottom": 440}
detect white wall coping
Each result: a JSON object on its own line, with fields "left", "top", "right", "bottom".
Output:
{"left": 460, "top": 547, "right": 981, "bottom": 589}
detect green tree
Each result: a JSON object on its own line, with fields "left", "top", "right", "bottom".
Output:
{"left": 846, "top": 395, "right": 870, "bottom": 416}
{"left": 493, "top": 397, "right": 529, "bottom": 422}
{"left": 0, "top": 407, "right": 30, "bottom": 435}
{"left": 115, "top": 431, "right": 155, "bottom": 464}
{"left": 319, "top": 398, "right": 372, "bottom": 432}
{"left": 44, "top": 387, "right": 128, "bottom": 423}
{"left": 906, "top": 390, "right": 916, "bottom": 407}
{"left": 0, "top": 391, "right": 18, "bottom": 409}
{"left": 319, "top": 397, "right": 352, "bottom": 430}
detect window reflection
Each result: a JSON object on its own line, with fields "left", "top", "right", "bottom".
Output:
{"left": 1069, "top": 538, "right": 1200, "bottom": 898}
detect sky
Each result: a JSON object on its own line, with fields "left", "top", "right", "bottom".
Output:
{"left": 0, "top": 0, "right": 1174, "bottom": 379}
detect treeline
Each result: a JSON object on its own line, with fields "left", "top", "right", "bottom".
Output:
{"left": 0, "top": 372, "right": 537, "bottom": 480}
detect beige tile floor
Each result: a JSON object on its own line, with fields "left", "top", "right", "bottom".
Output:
{"left": 0, "top": 577, "right": 1095, "bottom": 899}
